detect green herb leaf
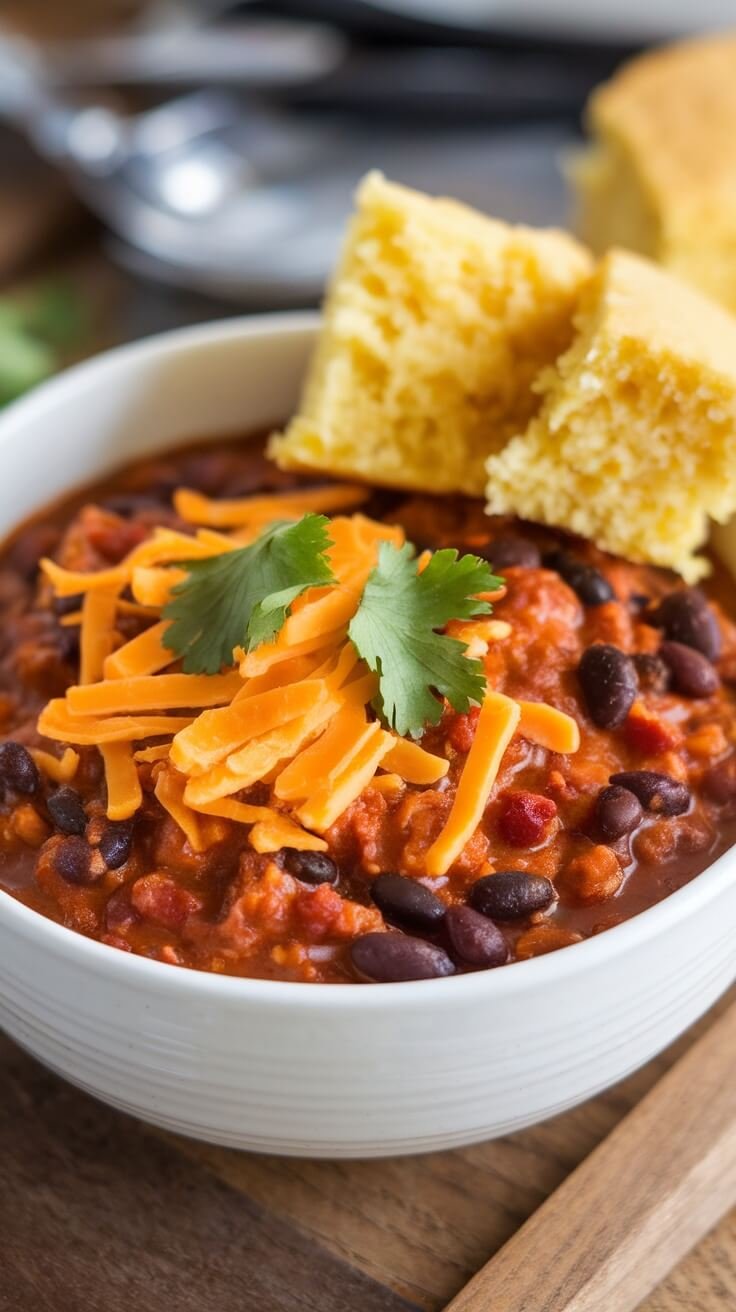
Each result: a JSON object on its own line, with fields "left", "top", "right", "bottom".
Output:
{"left": 17, "top": 282, "right": 87, "bottom": 347}
{"left": 162, "top": 514, "right": 336, "bottom": 674}
{"left": 348, "top": 542, "right": 503, "bottom": 738}
{"left": 0, "top": 331, "right": 55, "bottom": 406}
{"left": 0, "top": 282, "right": 87, "bottom": 406}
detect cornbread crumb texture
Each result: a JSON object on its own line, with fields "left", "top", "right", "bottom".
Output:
{"left": 270, "top": 172, "right": 592, "bottom": 495}
{"left": 573, "top": 31, "right": 736, "bottom": 310}
{"left": 486, "top": 249, "right": 736, "bottom": 583}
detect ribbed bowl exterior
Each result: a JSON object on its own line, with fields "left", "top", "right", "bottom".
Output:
{"left": 0, "top": 315, "right": 734, "bottom": 1157}
{"left": 1, "top": 869, "right": 735, "bottom": 1156}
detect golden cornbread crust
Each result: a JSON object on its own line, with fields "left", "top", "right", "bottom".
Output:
{"left": 486, "top": 249, "right": 736, "bottom": 582}
{"left": 269, "top": 172, "right": 592, "bottom": 495}
{"left": 574, "top": 32, "right": 736, "bottom": 310}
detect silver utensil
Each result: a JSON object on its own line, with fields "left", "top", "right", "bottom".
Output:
{"left": 0, "top": 21, "right": 346, "bottom": 96}
{"left": 0, "top": 22, "right": 571, "bottom": 304}
{"left": 41, "top": 24, "right": 346, "bottom": 90}
{"left": 69, "top": 96, "right": 572, "bottom": 304}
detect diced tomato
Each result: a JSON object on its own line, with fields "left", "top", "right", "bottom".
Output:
{"left": 292, "top": 883, "right": 346, "bottom": 938}
{"left": 624, "top": 704, "right": 679, "bottom": 756}
{"left": 446, "top": 705, "right": 481, "bottom": 754}
{"left": 86, "top": 513, "right": 149, "bottom": 563}
{"left": 130, "top": 873, "right": 203, "bottom": 930}
{"left": 498, "top": 791, "right": 557, "bottom": 847}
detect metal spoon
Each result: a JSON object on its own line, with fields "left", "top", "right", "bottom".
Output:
{"left": 0, "top": 27, "right": 572, "bottom": 303}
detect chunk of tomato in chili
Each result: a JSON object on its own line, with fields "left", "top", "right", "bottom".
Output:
{"left": 498, "top": 791, "right": 557, "bottom": 847}
{"left": 624, "top": 704, "right": 679, "bottom": 756}
{"left": 446, "top": 706, "right": 481, "bottom": 754}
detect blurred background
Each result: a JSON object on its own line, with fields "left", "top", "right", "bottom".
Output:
{"left": 0, "top": 0, "right": 732, "bottom": 395}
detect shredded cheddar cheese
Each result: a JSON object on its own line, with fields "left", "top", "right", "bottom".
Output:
{"left": 80, "top": 589, "right": 119, "bottom": 685}
{"left": 369, "top": 773, "right": 406, "bottom": 795}
{"left": 36, "top": 492, "right": 580, "bottom": 876}
{"left": 174, "top": 483, "right": 369, "bottom": 528}
{"left": 426, "top": 691, "right": 521, "bottom": 876}
{"left": 39, "top": 701, "right": 195, "bottom": 745}
{"left": 296, "top": 723, "right": 394, "bottom": 832}
{"left": 381, "top": 737, "right": 449, "bottom": 785}
{"left": 171, "top": 679, "right": 330, "bottom": 776}
{"left": 273, "top": 705, "right": 374, "bottom": 802}
{"left": 517, "top": 700, "right": 581, "bottom": 755}
{"left": 30, "top": 747, "right": 80, "bottom": 784}
{"left": 67, "top": 671, "right": 243, "bottom": 717}
{"left": 154, "top": 766, "right": 206, "bottom": 852}
{"left": 133, "top": 743, "right": 172, "bottom": 763}
{"left": 101, "top": 741, "right": 142, "bottom": 821}
{"left": 249, "top": 813, "right": 329, "bottom": 853}
{"left": 131, "top": 566, "right": 185, "bottom": 607}
{"left": 104, "top": 620, "right": 175, "bottom": 679}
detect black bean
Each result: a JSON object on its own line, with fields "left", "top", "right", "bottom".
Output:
{"left": 469, "top": 871, "right": 555, "bottom": 921}
{"left": 702, "top": 758, "right": 736, "bottom": 804}
{"left": 351, "top": 933, "right": 455, "bottom": 982}
{"left": 650, "top": 589, "right": 721, "bottom": 661}
{"left": 98, "top": 820, "right": 135, "bottom": 870}
{"left": 363, "top": 488, "right": 407, "bottom": 520}
{"left": 56, "top": 625, "right": 80, "bottom": 666}
{"left": 610, "top": 770, "right": 690, "bottom": 816}
{"left": 578, "top": 644, "right": 638, "bottom": 729}
{"left": 371, "top": 873, "right": 446, "bottom": 932}
{"left": 542, "top": 549, "right": 569, "bottom": 571}
{"left": 544, "top": 550, "right": 614, "bottom": 606}
{"left": 633, "top": 652, "right": 670, "bottom": 694}
{"left": 180, "top": 454, "right": 234, "bottom": 496}
{"left": 150, "top": 477, "right": 178, "bottom": 502}
{"left": 659, "top": 641, "right": 720, "bottom": 699}
{"left": 52, "top": 836, "right": 97, "bottom": 885}
{"left": 0, "top": 741, "right": 40, "bottom": 795}
{"left": 99, "top": 494, "right": 164, "bottom": 517}
{"left": 570, "top": 566, "right": 615, "bottom": 606}
{"left": 52, "top": 593, "right": 84, "bottom": 617}
{"left": 47, "top": 786, "right": 87, "bottom": 836}
{"left": 281, "top": 849, "right": 339, "bottom": 886}
{"left": 445, "top": 905, "right": 508, "bottom": 968}
{"left": 485, "top": 536, "right": 541, "bottom": 570}
{"left": 595, "top": 785, "right": 644, "bottom": 841}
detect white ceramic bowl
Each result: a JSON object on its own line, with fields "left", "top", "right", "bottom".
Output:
{"left": 1, "top": 314, "right": 735, "bottom": 1159}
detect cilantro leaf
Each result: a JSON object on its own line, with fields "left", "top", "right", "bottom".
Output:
{"left": 348, "top": 542, "right": 503, "bottom": 738}
{"left": 0, "top": 330, "right": 55, "bottom": 406}
{"left": 0, "top": 283, "right": 87, "bottom": 407}
{"left": 16, "top": 282, "right": 87, "bottom": 347}
{"left": 162, "top": 514, "right": 336, "bottom": 674}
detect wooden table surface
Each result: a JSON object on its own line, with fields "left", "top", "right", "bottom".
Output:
{"left": 3, "top": 996, "right": 735, "bottom": 1312}
{"left": 0, "top": 148, "right": 734, "bottom": 1312}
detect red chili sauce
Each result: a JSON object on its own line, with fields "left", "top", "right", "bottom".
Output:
{"left": 1, "top": 434, "right": 735, "bottom": 982}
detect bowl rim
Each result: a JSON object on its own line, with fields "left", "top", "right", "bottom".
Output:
{"left": 0, "top": 309, "right": 733, "bottom": 1009}
{"left": 0, "top": 309, "right": 320, "bottom": 450}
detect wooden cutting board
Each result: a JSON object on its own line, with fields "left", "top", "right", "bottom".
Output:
{"left": 2, "top": 988, "right": 734, "bottom": 1312}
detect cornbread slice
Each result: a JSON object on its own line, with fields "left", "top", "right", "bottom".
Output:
{"left": 486, "top": 249, "right": 736, "bottom": 583}
{"left": 572, "top": 32, "right": 736, "bottom": 312}
{"left": 270, "top": 172, "right": 592, "bottom": 495}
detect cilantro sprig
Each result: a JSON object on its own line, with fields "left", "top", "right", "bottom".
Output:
{"left": 162, "top": 514, "right": 503, "bottom": 734}
{"left": 162, "top": 514, "right": 336, "bottom": 674}
{"left": 0, "top": 283, "right": 87, "bottom": 406}
{"left": 349, "top": 542, "right": 501, "bottom": 737}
